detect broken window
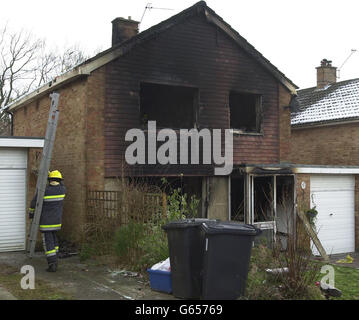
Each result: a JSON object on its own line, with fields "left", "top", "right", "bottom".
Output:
{"left": 249, "top": 174, "right": 295, "bottom": 248}
{"left": 140, "top": 82, "right": 198, "bottom": 129}
{"left": 231, "top": 177, "right": 245, "bottom": 222}
{"left": 276, "top": 175, "right": 295, "bottom": 250}
{"left": 229, "top": 91, "right": 262, "bottom": 133}
{"left": 253, "top": 176, "right": 273, "bottom": 223}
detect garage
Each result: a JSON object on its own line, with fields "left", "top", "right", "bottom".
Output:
{"left": 0, "top": 137, "right": 44, "bottom": 252}
{"left": 310, "top": 175, "right": 355, "bottom": 255}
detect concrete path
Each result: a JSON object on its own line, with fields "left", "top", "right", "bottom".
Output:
{"left": 0, "top": 285, "right": 16, "bottom": 300}
{"left": 0, "top": 252, "right": 175, "bottom": 300}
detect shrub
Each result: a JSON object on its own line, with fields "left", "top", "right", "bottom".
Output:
{"left": 245, "top": 193, "right": 323, "bottom": 300}
{"left": 245, "top": 243, "right": 323, "bottom": 300}
{"left": 305, "top": 207, "right": 318, "bottom": 227}
{"left": 79, "top": 242, "right": 98, "bottom": 262}
{"left": 82, "top": 176, "right": 200, "bottom": 271}
{"left": 112, "top": 178, "right": 200, "bottom": 271}
{"left": 113, "top": 219, "right": 169, "bottom": 271}
{"left": 245, "top": 245, "right": 284, "bottom": 300}
{"left": 113, "top": 221, "right": 147, "bottom": 265}
{"left": 161, "top": 177, "right": 200, "bottom": 220}
{"left": 137, "top": 223, "right": 169, "bottom": 270}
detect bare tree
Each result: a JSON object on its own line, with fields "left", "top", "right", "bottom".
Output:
{"left": 0, "top": 27, "right": 41, "bottom": 135}
{"left": 34, "top": 44, "right": 88, "bottom": 87}
{"left": 0, "top": 25, "right": 89, "bottom": 135}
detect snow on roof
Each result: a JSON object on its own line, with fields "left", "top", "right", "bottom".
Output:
{"left": 291, "top": 78, "right": 359, "bottom": 126}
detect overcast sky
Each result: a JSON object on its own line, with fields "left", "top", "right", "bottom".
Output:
{"left": 1, "top": 0, "right": 358, "bottom": 89}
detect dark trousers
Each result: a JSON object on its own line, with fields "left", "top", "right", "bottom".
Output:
{"left": 41, "top": 231, "right": 59, "bottom": 265}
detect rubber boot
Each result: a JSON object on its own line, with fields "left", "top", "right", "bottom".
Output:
{"left": 46, "top": 263, "right": 57, "bottom": 272}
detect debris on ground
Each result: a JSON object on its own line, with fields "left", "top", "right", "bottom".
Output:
{"left": 336, "top": 255, "right": 354, "bottom": 264}
{"left": 59, "top": 252, "right": 78, "bottom": 259}
{"left": 58, "top": 239, "right": 78, "bottom": 259}
{"left": 265, "top": 267, "right": 289, "bottom": 281}
{"left": 265, "top": 267, "right": 289, "bottom": 275}
{"left": 0, "top": 252, "right": 176, "bottom": 300}
{"left": 108, "top": 270, "right": 139, "bottom": 278}
{"left": 315, "top": 281, "right": 342, "bottom": 299}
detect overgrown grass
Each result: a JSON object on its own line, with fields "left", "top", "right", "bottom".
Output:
{"left": 81, "top": 179, "right": 164, "bottom": 263}
{"left": 113, "top": 220, "right": 169, "bottom": 272}
{"left": 81, "top": 178, "right": 200, "bottom": 273}
{"left": 246, "top": 243, "right": 359, "bottom": 300}
{"left": 245, "top": 245, "right": 323, "bottom": 300}
{"left": 0, "top": 264, "right": 72, "bottom": 300}
{"left": 244, "top": 192, "right": 324, "bottom": 300}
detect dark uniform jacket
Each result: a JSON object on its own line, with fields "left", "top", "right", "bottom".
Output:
{"left": 29, "top": 183, "right": 66, "bottom": 232}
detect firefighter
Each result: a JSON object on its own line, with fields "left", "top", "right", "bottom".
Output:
{"left": 28, "top": 170, "right": 66, "bottom": 272}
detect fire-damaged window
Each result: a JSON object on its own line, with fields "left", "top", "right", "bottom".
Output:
{"left": 140, "top": 82, "right": 198, "bottom": 129}
{"left": 229, "top": 91, "right": 262, "bottom": 133}
{"left": 249, "top": 174, "right": 295, "bottom": 248}
{"left": 253, "top": 176, "right": 273, "bottom": 223}
{"left": 231, "top": 177, "right": 245, "bottom": 222}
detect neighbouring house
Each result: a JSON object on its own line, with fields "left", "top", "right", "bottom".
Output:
{"left": 5, "top": 1, "right": 302, "bottom": 247}
{"left": 0, "top": 137, "right": 44, "bottom": 252}
{"left": 290, "top": 59, "right": 359, "bottom": 255}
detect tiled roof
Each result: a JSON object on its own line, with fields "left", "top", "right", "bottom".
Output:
{"left": 291, "top": 78, "right": 359, "bottom": 126}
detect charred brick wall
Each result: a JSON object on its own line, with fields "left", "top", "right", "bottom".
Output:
{"left": 104, "top": 13, "right": 291, "bottom": 177}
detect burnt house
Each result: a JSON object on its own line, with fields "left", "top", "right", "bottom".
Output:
{"left": 6, "top": 1, "right": 299, "bottom": 244}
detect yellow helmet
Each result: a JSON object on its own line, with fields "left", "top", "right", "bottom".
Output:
{"left": 48, "top": 170, "right": 63, "bottom": 180}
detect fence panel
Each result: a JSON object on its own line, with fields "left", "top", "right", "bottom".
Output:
{"left": 86, "top": 190, "right": 166, "bottom": 226}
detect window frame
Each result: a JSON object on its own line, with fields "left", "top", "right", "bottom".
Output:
{"left": 139, "top": 81, "right": 199, "bottom": 130}
{"left": 228, "top": 90, "right": 263, "bottom": 135}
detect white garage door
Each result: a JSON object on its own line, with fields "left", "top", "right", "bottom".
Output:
{"left": 310, "top": 175, "right": 355, "bottom": 255}
{"left": 0, "top": 148, "right": 27, "bottom": 252}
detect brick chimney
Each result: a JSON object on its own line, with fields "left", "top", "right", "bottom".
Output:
{"left": 111, "top": 16, "right": 139, "bottom": 46}
{"left": 316, "top": 59, "right": 337, "bottom": 88}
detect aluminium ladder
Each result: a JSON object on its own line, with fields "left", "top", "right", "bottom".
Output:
{"left": 27, "top": 93, "right": 60, "bottom": 257}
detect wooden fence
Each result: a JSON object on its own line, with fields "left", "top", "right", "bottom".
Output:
{"left": 86, "top": 190, "right": 167, "bottom": 226}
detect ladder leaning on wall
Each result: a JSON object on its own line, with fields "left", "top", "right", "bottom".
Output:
{"left": 27, "top": 93, "right": 60, "bottom": 258}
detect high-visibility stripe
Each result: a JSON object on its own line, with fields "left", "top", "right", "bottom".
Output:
{"left": 42, "top": 234, "right": 47, "bottom": 253}
{"left": 43, "top": 194, "right": 65, "bottom": 199}
{"left": 40, "top": 224, "right": 62, "bottom": 229}
{"left": 46, "top": 249, "right": 56, "bottom": 255}
{"left": 43, "top": 198, "right": 64, "bottom": 202}
{"left": 29, "top": 208, "right": 35, "bottom": 212}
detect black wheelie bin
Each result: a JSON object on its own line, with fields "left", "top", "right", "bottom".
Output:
{"left": 200, "top": 221, "right": 261, "bottom": 300}
{"left": 162, "top": 218, "right": 218, "bottom": 299}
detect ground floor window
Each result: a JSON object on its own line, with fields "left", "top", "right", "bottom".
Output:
{"left": 230, "top": 174, "right": 295, "bottom": 248}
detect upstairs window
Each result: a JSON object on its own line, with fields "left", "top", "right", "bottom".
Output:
{"left": 229, "top": 91, "right": 262, "bottom": 133}
{"left": 140, "top": 82, "right": 198, "bottom": 129}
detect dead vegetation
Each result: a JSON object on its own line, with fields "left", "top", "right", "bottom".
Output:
{"left": 245, "top": 194, "right": 323, "bottom": 300}
{"left": 82, "top": 178, "right": 164, "bottom": 260}
{"left": 81, "top": 176, "right": 200, "bottom": 272}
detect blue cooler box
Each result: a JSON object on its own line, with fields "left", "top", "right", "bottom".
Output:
{"left": 147, "top": 269, "right": 172, "bottom": 294}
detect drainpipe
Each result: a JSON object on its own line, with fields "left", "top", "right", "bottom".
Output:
{"left": 4, "top": 109, "right": 14, "bottom": 136}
